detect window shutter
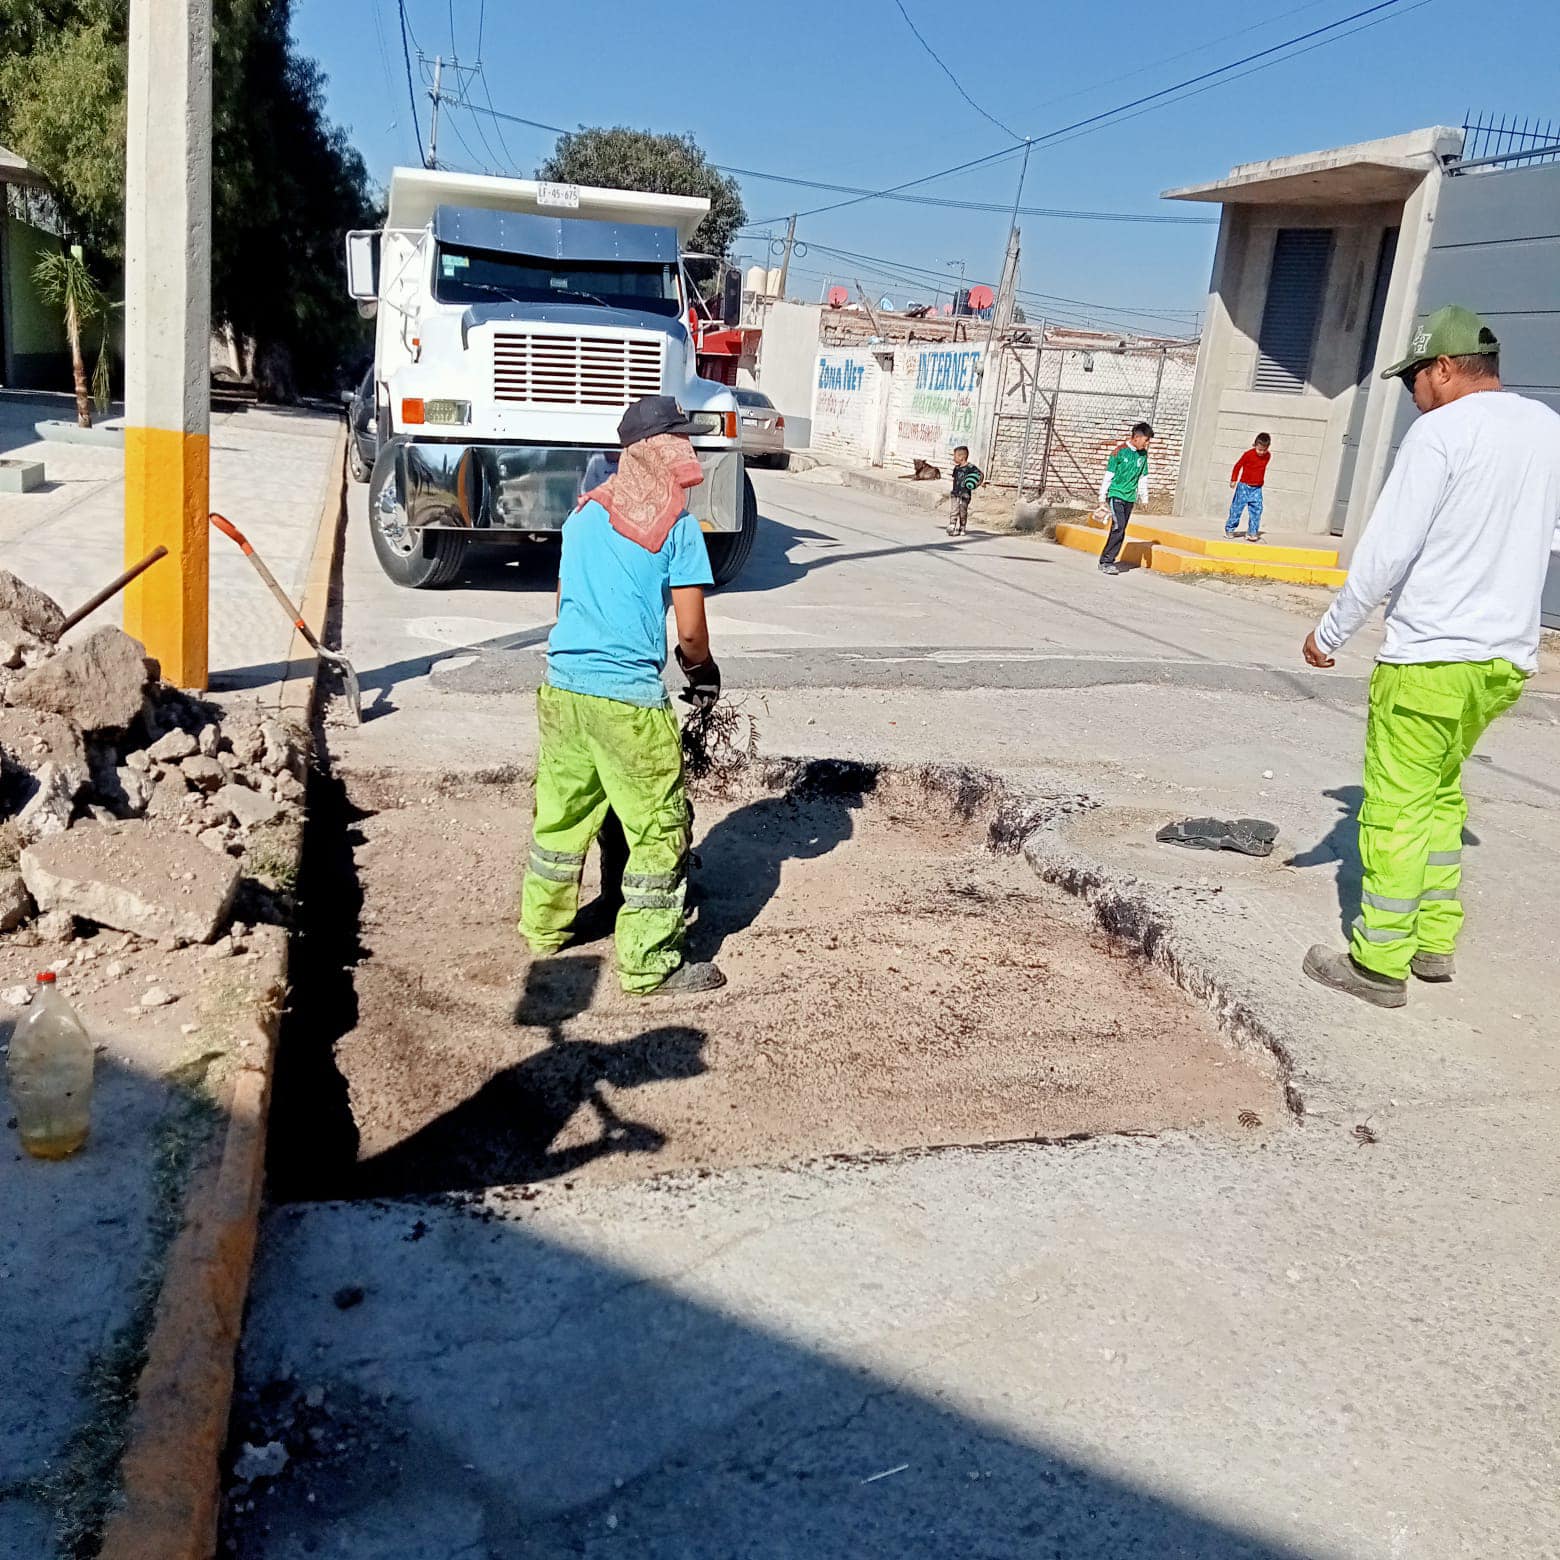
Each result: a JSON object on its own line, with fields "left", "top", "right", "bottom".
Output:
{"left": 1253, "top": 229, "right": 1333, "bottom": 394}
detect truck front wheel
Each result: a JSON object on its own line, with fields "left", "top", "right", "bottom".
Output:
{"left": 368, "top": 460, "right": 466, "bottom": 588}
{"left": 706, "top": 473, "right": 759, "bottom": 588}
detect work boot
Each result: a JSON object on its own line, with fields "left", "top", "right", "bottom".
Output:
{"left": 1411, "top": 951, "right": 1456, "bottom": 983}
{"left": 1302, "top": 945, "right": 1406, "bottom": 1009}
{"left": 638, "top": 960, "right": 727, "bottom": 997}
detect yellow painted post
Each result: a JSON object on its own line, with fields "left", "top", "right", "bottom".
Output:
{"left": 122, "top": 0, "right": 212, "bottom": 688}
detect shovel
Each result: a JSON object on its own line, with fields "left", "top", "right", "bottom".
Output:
{"left": 209, "top": 512, "right": 362, "bottom": 722}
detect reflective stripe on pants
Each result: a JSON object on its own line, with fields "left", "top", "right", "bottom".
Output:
{"left": 1351, "top": 660, "right": 1525, "bottom": 979}
{"left": 520, "top": 684, "right": 691, "bottom": 993}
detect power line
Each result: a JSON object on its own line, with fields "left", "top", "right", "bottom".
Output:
{"left": 889, "top": 0, "right": 1021, "bottom": 140}
{"left": 395, "top": 0, "right": 426, "bottom": 165}
{"left": 798, "top": 240, "right": 1201, "bottom": 333}
{"left": 1027, "top": 0, "right": 1338, "bottom": 118}
{"left": 754, "top": 0, "right": 1416, "bottom": 223}
{"left": 722, "top": 162, "right": 1217, "bottom": 224}
{"left": 439, "top": 94, "right": 1214, "bottom": 224}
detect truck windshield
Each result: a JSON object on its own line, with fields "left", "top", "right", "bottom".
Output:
{"left": 433, "top": 243, "right": 682, "bottom": 317}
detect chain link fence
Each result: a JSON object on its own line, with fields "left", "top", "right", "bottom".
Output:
{"left": 986, "top": 340, "right": 1198, "bottom": 508}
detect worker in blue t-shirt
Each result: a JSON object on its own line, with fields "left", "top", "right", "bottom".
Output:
{"left": 519, "top": 396, "right": 726, "bottom": 996}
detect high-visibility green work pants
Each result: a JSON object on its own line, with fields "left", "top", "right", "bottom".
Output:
{"left": 1352, "top": 660, "right": 1525, "bottom": 980}
{"left": 520, "top": 684, "right": 691, "bottom": 993}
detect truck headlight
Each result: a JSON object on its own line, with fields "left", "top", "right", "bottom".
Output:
{"left": 423, "top": 399, "right": 471, "bottom": 426}
{"left": 688, "top": 410, "right": 738, "bottom": 438}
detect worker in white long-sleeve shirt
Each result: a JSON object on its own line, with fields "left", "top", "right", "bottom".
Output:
{"left": 1301, "top": 305, "right": 1560, "bottom": 1009}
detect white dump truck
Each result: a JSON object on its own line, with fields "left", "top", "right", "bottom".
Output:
{"left": 344, "top": 167, "right": 756, "bottom": 588}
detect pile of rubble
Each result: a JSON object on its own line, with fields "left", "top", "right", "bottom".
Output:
{"left": 0, "top": 569, "right": 305, "bottom": 947}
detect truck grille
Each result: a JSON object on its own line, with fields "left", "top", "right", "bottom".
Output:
{"left": 491, "top": 333, "right": 663, "bottom": 408}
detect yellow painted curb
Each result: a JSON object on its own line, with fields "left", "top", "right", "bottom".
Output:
{"left": 97, "top": 422, "right": 349, "bottom": 1560}
{"left": 1148, "top": 548, "right": 1349, "bottom": 587}
{"left": 1053, "top": 522, "right": 1154, "bottom": 568}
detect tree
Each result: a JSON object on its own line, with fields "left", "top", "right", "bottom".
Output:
{"left": 0, "top": 0, "right": 377, "bottom": 398}
{"left": 32, "top": 247, "right": 110, "bottom": 428}
{"left": 539, "top": 128, "right": 746, "bottom": 258}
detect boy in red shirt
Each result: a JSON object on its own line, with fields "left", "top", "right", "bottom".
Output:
{"left": 1226, "top": 432, "right": 1271, "bottom": 541}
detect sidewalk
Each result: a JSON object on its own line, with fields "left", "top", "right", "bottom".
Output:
{"left": 0, "top": 392, "right": 342, "bottom": 707}
{"left": 0, "top": 391, "right": 340, "bottom": 1557}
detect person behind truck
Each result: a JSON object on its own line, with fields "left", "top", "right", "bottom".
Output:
{"left": 519, "top": 395, "right": 726, "bottom": 996}
{"left": 1300, "top": 305, "right": 1560, "bottom": 1008}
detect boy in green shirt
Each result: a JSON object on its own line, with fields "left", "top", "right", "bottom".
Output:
{"left": 1096, "top": 421, "right": 1152, "bottom": 576}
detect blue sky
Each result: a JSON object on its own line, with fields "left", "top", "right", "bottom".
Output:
{"left": 293, "top": 0, "right": 1553, "bottom": 334}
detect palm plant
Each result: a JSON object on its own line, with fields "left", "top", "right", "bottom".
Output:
{"left": 32, "top": 246, "right": 110, "bottom": 429}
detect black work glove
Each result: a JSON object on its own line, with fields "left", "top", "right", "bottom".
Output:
{"left": 675, "top": 646, "right": 721, "bottom": 711}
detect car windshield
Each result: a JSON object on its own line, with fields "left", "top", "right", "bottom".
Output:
{"left": 432, "top": 243, "right": 682, "bottom": 317}
{"left": 733, "top": 389, "right": 773, "bottom": 409}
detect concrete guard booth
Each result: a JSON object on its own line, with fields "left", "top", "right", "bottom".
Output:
{"left": 1165, "top": 125, "right": 1560, "bottom": 626}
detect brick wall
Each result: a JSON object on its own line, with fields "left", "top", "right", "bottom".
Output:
{"left": 988, "top": 343, "right": 1197, "bottom": 502}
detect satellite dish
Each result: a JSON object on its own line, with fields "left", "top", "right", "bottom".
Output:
{"left": 879, "top": 296, "right": 895, "bottom": 312}
{"left": 968, "top": 284, "right": 995, "bottom": 311}
{"left": 827, "top": 285, "right": 849, "bottom": 309}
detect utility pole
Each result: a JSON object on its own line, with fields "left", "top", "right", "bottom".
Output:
{"left": 775, "top": 214, "right": 797, "bottom": 299}
{"left": 122, "top": 0, "right": 212, "bottom": 689}
{"left": 979, "top": 139, "right": 1032, "bottom": 469}
{"left": 427, "top": 55, "right": 443, "bottom": 169}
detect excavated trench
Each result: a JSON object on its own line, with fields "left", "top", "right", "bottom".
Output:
{"left": 267, "top": 759, "right": 1284, "bottom": 1203}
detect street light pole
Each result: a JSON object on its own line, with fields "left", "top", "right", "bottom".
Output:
{"left": 122, "top": 0, "right": 212, "bottom": 689}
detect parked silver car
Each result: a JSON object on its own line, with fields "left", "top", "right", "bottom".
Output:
{"left": 734, "top": 387, "right": 788, "bottom": 469}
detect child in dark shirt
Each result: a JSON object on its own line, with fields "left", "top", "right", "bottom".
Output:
{"left": 947, "top": 445, "right": 983, "bottom": 536}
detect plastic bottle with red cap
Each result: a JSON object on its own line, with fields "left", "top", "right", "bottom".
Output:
{"left": 7, "top": 970, "right": 94, "bottom": 1159}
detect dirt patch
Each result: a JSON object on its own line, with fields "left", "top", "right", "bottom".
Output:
{"left": 271, "top": 767, "right": 1283, "bottom": 1199}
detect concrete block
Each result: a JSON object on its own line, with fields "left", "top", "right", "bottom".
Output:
{"left": 0, "top": 459, "right": 45, "bottom": 494}
{"left": 21, "top": 821, "right": 240, "bottom": 944}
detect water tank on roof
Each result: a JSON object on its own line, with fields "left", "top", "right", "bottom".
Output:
{"left": 766, "top": 267, "right": 783, "bottom": 296}
{"left": 745, "top": 265, "right": 767, "bottom": 296}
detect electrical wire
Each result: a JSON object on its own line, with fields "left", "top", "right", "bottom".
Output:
{"left": 395, "top": 0, "right": 426, "bottom": 165}
{"left": 753, "top": 0, "right": 1416, "bottom": 223}
{"left": 889, "top": 0, "right": 1021, "bottom": 140}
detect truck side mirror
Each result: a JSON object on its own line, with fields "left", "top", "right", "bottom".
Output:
{"left": 345, "top": 230, "right": 381, "bottom": 301}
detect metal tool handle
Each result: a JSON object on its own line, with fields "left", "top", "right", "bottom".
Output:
{"left": 56, "top": 546, "right": 169, "bottom": 638}
{"left": 209, "top": 511, "right": 323, "bottom": 654}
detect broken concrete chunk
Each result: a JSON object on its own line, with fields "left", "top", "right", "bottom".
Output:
{"left": 0, "top": 869, "right": 34, "bottom": 931}
{"left": 0, "top": 707, "right": 89, "bottom": 798}
{"left": 21, "top": 821, "right": 240, "bottom": 944}
{"left": 211, "top": 784, "right": 286, "bottom": 831}
{"left": 16, "top": 762, "right": 76, "bottom": 843}
{"left": 113, "top": 766, "right": 155, "bottom": 818}
{"left": 10, "top": 626, "right": 153, "bottom": 733}
{"left": 139, "top": 985, "right": 175, "bottom": 1008}
{"left": 0, "top": 570, "right": 65, "bottom": 644}
{"left": 225, "top": 723, "right": 264, "bottom": 766}
{"left": 197, "top": 826, "right": 231, "bottom": 854}
{"left": 197, "top": 722, "right": 221, "bottom": 757}
{"left": 148, "top": 728, "right": 199, "bottom": 764}
{"left": 0, "top": 641, "right": 23, "bottom": 671}
{"left": 124, "top": 749, "right": 151, "bottom": 774}
{"left": 274, "top": 771, "right": 305, "bottom": 805}
{"left": 180, "top": 755, "right": 227, "bottom": 793}
{"left": 35, "top": 908, "right": 77, "bottom": 942}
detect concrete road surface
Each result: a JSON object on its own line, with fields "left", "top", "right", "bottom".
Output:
{"left": 233, "top": 469, "right": 1560, "bottom": 1557}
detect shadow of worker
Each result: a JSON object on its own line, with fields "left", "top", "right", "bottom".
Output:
{"left": 354, "top": 955, "right": 708, "bottom": 1198}
{"left": 689, "top": 759, "right": 878, "bottom": 962}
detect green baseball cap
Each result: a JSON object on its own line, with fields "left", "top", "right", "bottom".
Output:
{"left": 1380, "top": 304, "right": 1500, "bottom": 381}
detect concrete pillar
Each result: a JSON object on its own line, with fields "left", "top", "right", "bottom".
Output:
{"left": 1175, "top": 205, "right": 1238, "bottom": 519}
{"left": 122, "top": 0, "right": 212, "bottom": 688}
{"left": 1338, "top": 167, "right": 1447, "bottom": 561}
